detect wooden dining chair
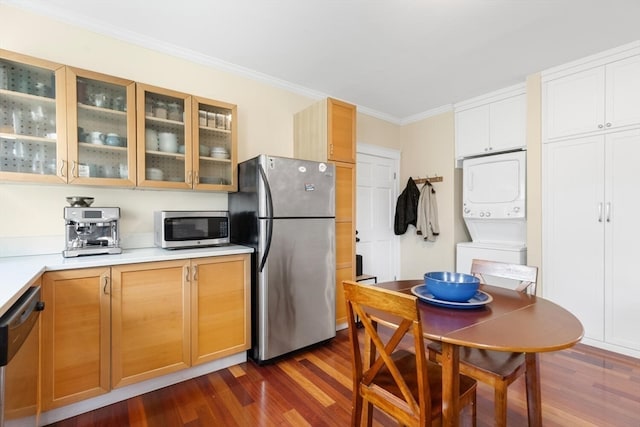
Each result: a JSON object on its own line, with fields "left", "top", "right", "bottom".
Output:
{"left": 427, "top": 259, "right": 538, "bottom": 427}
{"left": 343, "top": 280, "right": 477, "bottom": 427}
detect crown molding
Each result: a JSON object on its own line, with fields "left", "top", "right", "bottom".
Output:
{"left": 400, "top": 104, "right": 454, "bottom": 125}
{"left": 355, "top": 105, "right": 403, "bottom": 125}
{"left": 2, "top": 0, "right": 455, "bottom": 126}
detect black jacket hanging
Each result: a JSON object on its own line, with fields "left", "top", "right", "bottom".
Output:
{"left": 394, "top": 178, "right": 421, "bottom": 235}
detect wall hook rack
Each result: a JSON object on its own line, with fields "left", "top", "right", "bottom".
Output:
{"left": 413, "top": 175, "right": 443, "bottom": 184}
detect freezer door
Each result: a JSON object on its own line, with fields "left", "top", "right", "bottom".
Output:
{"left": 256, "top": 217, "right": 335, "bottom": 361}
{"left": 259, "top": 155, "right": 335, "bottom": 218}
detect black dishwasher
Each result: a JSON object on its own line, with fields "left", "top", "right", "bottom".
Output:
{"left": 0, "top": 286, "right": 44, "bottom": 427}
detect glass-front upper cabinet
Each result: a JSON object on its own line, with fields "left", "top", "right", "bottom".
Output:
{"left": 192, "top": 96, "right": 237, "bottom": 191}
{"left": 66, "top": 67, "right": 136, "bottom": 186}
{"left": 0, "top": 49, "right": 67, "bottom": 182}
{"left": 136, "top": 83, "right": 191, "bottom": 189}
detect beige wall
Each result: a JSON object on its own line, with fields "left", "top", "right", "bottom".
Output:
{"left": 357, "top": 113, "right": 402, "bottom": 150}
{"left": 0, "top": 5, "right": 538, "bottom": 271}
{"left": 0, "top": 6, "right": 319, "bottom": 254}
{"left": 397, "top": 111, "right": 463, "bottom": 278}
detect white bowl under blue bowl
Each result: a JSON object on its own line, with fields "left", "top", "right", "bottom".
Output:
{"left": 424, "top": 271, "right": 480, "bottom": 302}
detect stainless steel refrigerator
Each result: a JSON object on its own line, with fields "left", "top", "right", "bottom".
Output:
{"left": 229, "top": 155, "right": 336, "bottom": 363}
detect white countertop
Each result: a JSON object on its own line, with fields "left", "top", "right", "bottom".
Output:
{"left": 0, "top": 245, "right": 253, "bottom": 317}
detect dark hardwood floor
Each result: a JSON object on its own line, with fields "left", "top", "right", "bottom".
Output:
{"left": 47, "top": 329, "right": 640, "bottom": 427}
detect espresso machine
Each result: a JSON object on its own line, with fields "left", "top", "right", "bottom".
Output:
{"left": 63, "top": 198, "right": 122, "bottom": 257}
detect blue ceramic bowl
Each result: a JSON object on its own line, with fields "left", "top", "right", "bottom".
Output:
{"left": 424, "top": 271, "right": 480, "bottom": 302}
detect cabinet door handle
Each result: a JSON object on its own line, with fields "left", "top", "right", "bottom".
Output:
{"left": 185, "top": 266, "right": 190, "bottom": 282}
{"left": 606, "top": 202, "right": 611, "bottom": 222}
{"left": 598, "top": 202, "right": 603, "bottom": 222}
{"left": 103, "top": 276, "right": 109, "bottom": 295}
{"left": 598, "top": 124, "right": 604, "bottom": 129}
{"left": 60, "top": 160, "right": 66, "bottom": 177}
{"left": 71, "top": 160, "right": 77, "bottom": 178}
{"left": 605, "top": 122, "right": 612, "bottom": 128}
{"left": 192, "top": 265, "right": 198, "bottom": 281}
{"left": 186, "top": 171, "right": 192, "bottom": 184}
{"left": 194, "top": 171, "right": 199, "bottom": 185}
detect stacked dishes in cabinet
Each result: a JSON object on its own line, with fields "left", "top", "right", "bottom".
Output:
{"left": 0, "top": 58, "right": 57, "bottom": 175}
{"left": 75, "top": 77, "right": 131, "bottom": 179}
{"left": 196, "top": 106, "right": 232, "bottom": 186}
{"left": 143, "top": 93, "right": 186, "bottom": 183}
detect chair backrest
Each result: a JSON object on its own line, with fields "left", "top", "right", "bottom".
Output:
{"left": 470, "top": 259, "right": 538, "bottom": 294}
{"left": 343, "top": 280, "right": 430, "bottom": 426}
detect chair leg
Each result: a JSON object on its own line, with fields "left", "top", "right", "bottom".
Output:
{"left": 352, "top": 392, "right": 363, "bottom": 427}
{"left": 493, "top": 382, "right": 508, "bottom": 427}
{"left": 363, "top": 401, "right": 373, "bottom": 427}
{"left": 472, "top": 390, "right": 477, "bottom": 427}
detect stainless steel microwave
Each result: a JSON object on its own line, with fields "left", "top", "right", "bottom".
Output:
{"left": 154, "top": 211, "right": 230, "bottom": 249}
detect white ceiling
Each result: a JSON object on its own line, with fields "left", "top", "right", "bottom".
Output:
{"left": 5, "top": 0, "right": 640, "bottom": 123}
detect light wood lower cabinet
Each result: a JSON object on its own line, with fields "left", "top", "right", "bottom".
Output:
{"left": 191, "top": 255, "right": 250, "bottom": 365}
{"left": 40, "top": 254, "right": 251, "bottom": 408}
{"left": 111, "top": 260, "right": 191, "bottom": 388}
{"left": 41, "top": 268, "right": 111, "bottom": 410}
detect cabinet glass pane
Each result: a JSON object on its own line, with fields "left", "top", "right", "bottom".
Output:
{"left": 0, "top": 59, "right": 57, "bottom": 175}
{"left": 76, "top": 77, "right": 129, "bottom": 179}
{"left": 197, "top": 104, "right": 232, "bottom": 185}
{"left": 144, "top": 92, "right": 186, "bottom": 183}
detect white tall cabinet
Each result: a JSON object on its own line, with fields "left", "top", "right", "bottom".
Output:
{"left": 542, "top": 43, "right": 640, "bottom": 358}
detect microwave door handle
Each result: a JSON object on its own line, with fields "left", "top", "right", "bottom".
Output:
{"left": 258, "top": 164, "right": 273, "bottom": 273}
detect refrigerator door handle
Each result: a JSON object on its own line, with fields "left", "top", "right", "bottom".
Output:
{"left": 258, "top": 164, "right": 274, "bottom": 272}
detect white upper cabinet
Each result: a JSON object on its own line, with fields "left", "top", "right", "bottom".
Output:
{"left": 455, "top": 86, "right": 526, "bottom": 160}
{"left": 455, "top": 105, "right": 489, "bottom": 158}
{"left": 544, "top": 53, "right": 640, "bottom": 141}
{"left": 605, "top": 55, "right": 640, "bottom": 129}
{"left": 489, "top": 95, "right": 527, "bottom": 153}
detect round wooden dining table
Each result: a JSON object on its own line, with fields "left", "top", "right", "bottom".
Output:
{"left": 374, "top": 280, "right": 584, "bottom": 427}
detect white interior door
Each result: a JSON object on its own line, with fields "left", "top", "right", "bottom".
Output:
{"left": 356, "top": 145, "right": 400, "bottom": 282}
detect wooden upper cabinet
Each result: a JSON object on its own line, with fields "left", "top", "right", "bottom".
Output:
{"left": 1, "top": 48, "right": 239, "bottom": 192}
{"left": 136, "top": 84, "right": 239, "bottom": 191}
{"left": 294, "top": 97, "right": 356, "bottom": 164}
{"left": 192, "top": 96, "right": 238, "bottom": 191}
{"left": 136, "top": 83, "right": 192, "bottom": 189}
{"left": 66, "top": 67, "right": 136, "bottom": 186}
{"left": 0, "top": 49, "right": 67, "bottom": 183}
{"left": 41, "top": 268, "right": 111, "bottom": 410}
{"left": 327, "top": 98, "right": 356, "bottom": 163}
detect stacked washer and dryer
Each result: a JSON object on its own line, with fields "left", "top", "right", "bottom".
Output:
{"left": 456, "top": 150, "right": 527, "bottom": 284}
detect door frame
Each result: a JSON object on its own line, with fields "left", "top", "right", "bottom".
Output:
{"left": 356, "top": 142, "right": 401, "bottom": 281}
